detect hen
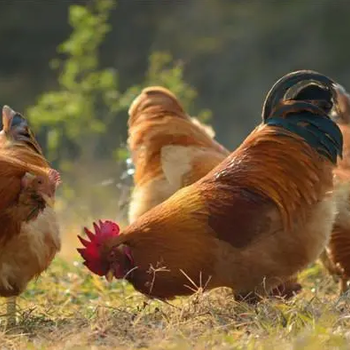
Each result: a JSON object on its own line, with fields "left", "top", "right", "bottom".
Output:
{"left": 0, "top": 106, "right": 61, "bottom": 326}
{"left": 127, "top": 86, "right": 229, "bottom": 223}
{"left": 78, "top": 71, "right": 342, "bottom": 301}
{"left": 309, "top": 85, "right": 350, "bottom": 293}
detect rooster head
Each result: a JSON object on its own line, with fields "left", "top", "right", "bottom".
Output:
{"left": 77, "top": 220, "right": 133, "bottom": 282}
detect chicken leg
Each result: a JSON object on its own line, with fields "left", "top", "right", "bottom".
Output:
{"left": 6, "top": 296, "right": 17, "bottom": 328}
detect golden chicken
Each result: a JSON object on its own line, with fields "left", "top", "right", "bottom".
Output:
{"left": 127, "top": 85, "right": 301, "bottom": 300}
{"left": 127, "top": 86, "right": 230, "bottom": 223}
{"left": 261, "top": 73, "right": 350, "bottom": 294}
{"left": 78, "top": 70, "right": 343, "bottom": 301}
{"left": 308, "top": 85, "right": 350, "bottom": 293}
{"left": 0, "top": 106, "right": 61, "bottom": 326}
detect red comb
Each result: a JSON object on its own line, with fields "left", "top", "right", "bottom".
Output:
{"left": 48, "top": 168, "right": 61, "bottom": 187}
{"left": 77, "top": 220, "right": 121, "bottom": 274}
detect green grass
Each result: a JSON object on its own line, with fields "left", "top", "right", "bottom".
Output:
{"left": 1, "top": 256, "right": 350, "bottom": 350}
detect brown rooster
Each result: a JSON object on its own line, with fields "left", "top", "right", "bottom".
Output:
{"left": 0, "top": 105, "right": 61, "bottom": 326}
{"left": 127, "top": 86, "right": 300, "bottom": 300}
{"left": 261, "top": 74, "right": 350, "bottom": 294}
{"left": 77, "top": 70, "right": 343, "bottom": 301}
{"left": 127, "top": 86, "right": 230, "bottom": 224}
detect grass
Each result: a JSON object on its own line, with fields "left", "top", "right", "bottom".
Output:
{"left": 0, "top": 203, "right": 349, "bottom": 350}
{"left": 1, "top": 250, "right": 350, "bottom": 350}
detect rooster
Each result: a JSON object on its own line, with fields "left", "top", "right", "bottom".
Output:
{"left": 261, "top": 72, "right": 350, "bottom": 294}
{"left": 128, "top": 85, "right": 300, "bottom": 300}
{"left": 0, "top": 105, "right": 61, "bottom": 326}
{"left": 127, "top": 86, "right": 230, "bottom": 223}
{"left": 77, "top": 70, "right": 343, "bottom": 301}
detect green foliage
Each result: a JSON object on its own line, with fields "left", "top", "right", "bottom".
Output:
{"left": 25, "top": 0, "right": 212, "bottom": 223}
{"left": 27, "top": 0, "right": 211, "bottom": 170}
{"left": 27, "top": 0, "right": 118, "bottom": 167}
{"left": 121, "top": 52, "right": 212, "bottom": 123}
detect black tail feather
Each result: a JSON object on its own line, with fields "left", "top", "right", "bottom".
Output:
{"left": 1, "top": 106, "right": 43, "bottom": 155}
{"left": 262, "top": 70, "right": 339, "bottom": 121}
{"left": 266, "top": 99, "right": 343, "bottom": 164}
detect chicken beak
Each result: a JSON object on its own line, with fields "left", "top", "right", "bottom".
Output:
{"left": 105, "top": 269, "right": 114, "bottom": 283}
{"left": 42, "top": 194, "right": 55, "bottom": 208}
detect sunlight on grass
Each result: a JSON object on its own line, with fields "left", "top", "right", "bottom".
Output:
{"left": 0, "top": 196, "right": 349, "bottom": 349}
{"left": 1, "top": 228, "right": 350, "bottom": 350}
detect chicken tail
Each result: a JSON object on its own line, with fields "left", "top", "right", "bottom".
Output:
{"left": 2, "top": 105, "right": 43, "bottom": 155}
{"left": 266, "top": 99, "right": 343, "bottom": 164}
{"left": 261, "top": 70, "right": 342, "bottom": 122}
{"left": 128, "top": 86, "right": 187, "bottom": 128}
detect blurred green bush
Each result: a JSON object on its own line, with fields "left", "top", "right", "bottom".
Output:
{"left": 26, "top": 0, "right": 211, "bottom": 224}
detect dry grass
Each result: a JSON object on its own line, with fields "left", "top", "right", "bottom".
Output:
{"left": 1, "top": 188, "right": 350, "bottom": 349}
{"left": 0, "top": 254, "right": 350, "bottom": 349}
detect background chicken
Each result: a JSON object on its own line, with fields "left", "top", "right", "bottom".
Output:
{"left": 0, "top": 105, "right": 61, "bottom": 326}
{"left": 127, "top": 86, "right": 230, "bottom": 223}
{"left": 78, "top": 71, "right": 342, "bottom": 302}
{"left": 308, "top": 85, "right": 350, "bottom": 293}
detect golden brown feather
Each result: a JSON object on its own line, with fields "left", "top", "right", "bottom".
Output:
{"left": 314, "top": 85, "right": 350, "bottom": 294}
{"left": 0, "top": 105, "right": 61, "bottom": 326}
{"left": 78, "top": 81, "right": 341, "bottom": 301}
{"left": 127, "top": 86, "right": 229, "bottom": 223}
{"left": 127, "top": 86, "right": 312, "bottom": 300}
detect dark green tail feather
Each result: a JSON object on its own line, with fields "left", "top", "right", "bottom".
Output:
{"left": 268, "top": 101, "right": 342, "bottom": 153}
{"left": 266, "top": 102, "right": 343, "bottom": 164}
{"left": 262, "top": 70, "right": 338, "bottom": 122}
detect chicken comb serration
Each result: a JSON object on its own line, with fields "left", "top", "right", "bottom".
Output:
{"left": 48, "top": 169, "right": 62, "bottom": 187}
{"left": 77, "top": 220, "right": 121, "bottom": 272}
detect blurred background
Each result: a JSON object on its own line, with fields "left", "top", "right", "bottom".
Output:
{"left": 1, "top": 0, "right": 350, "bottom": 256}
